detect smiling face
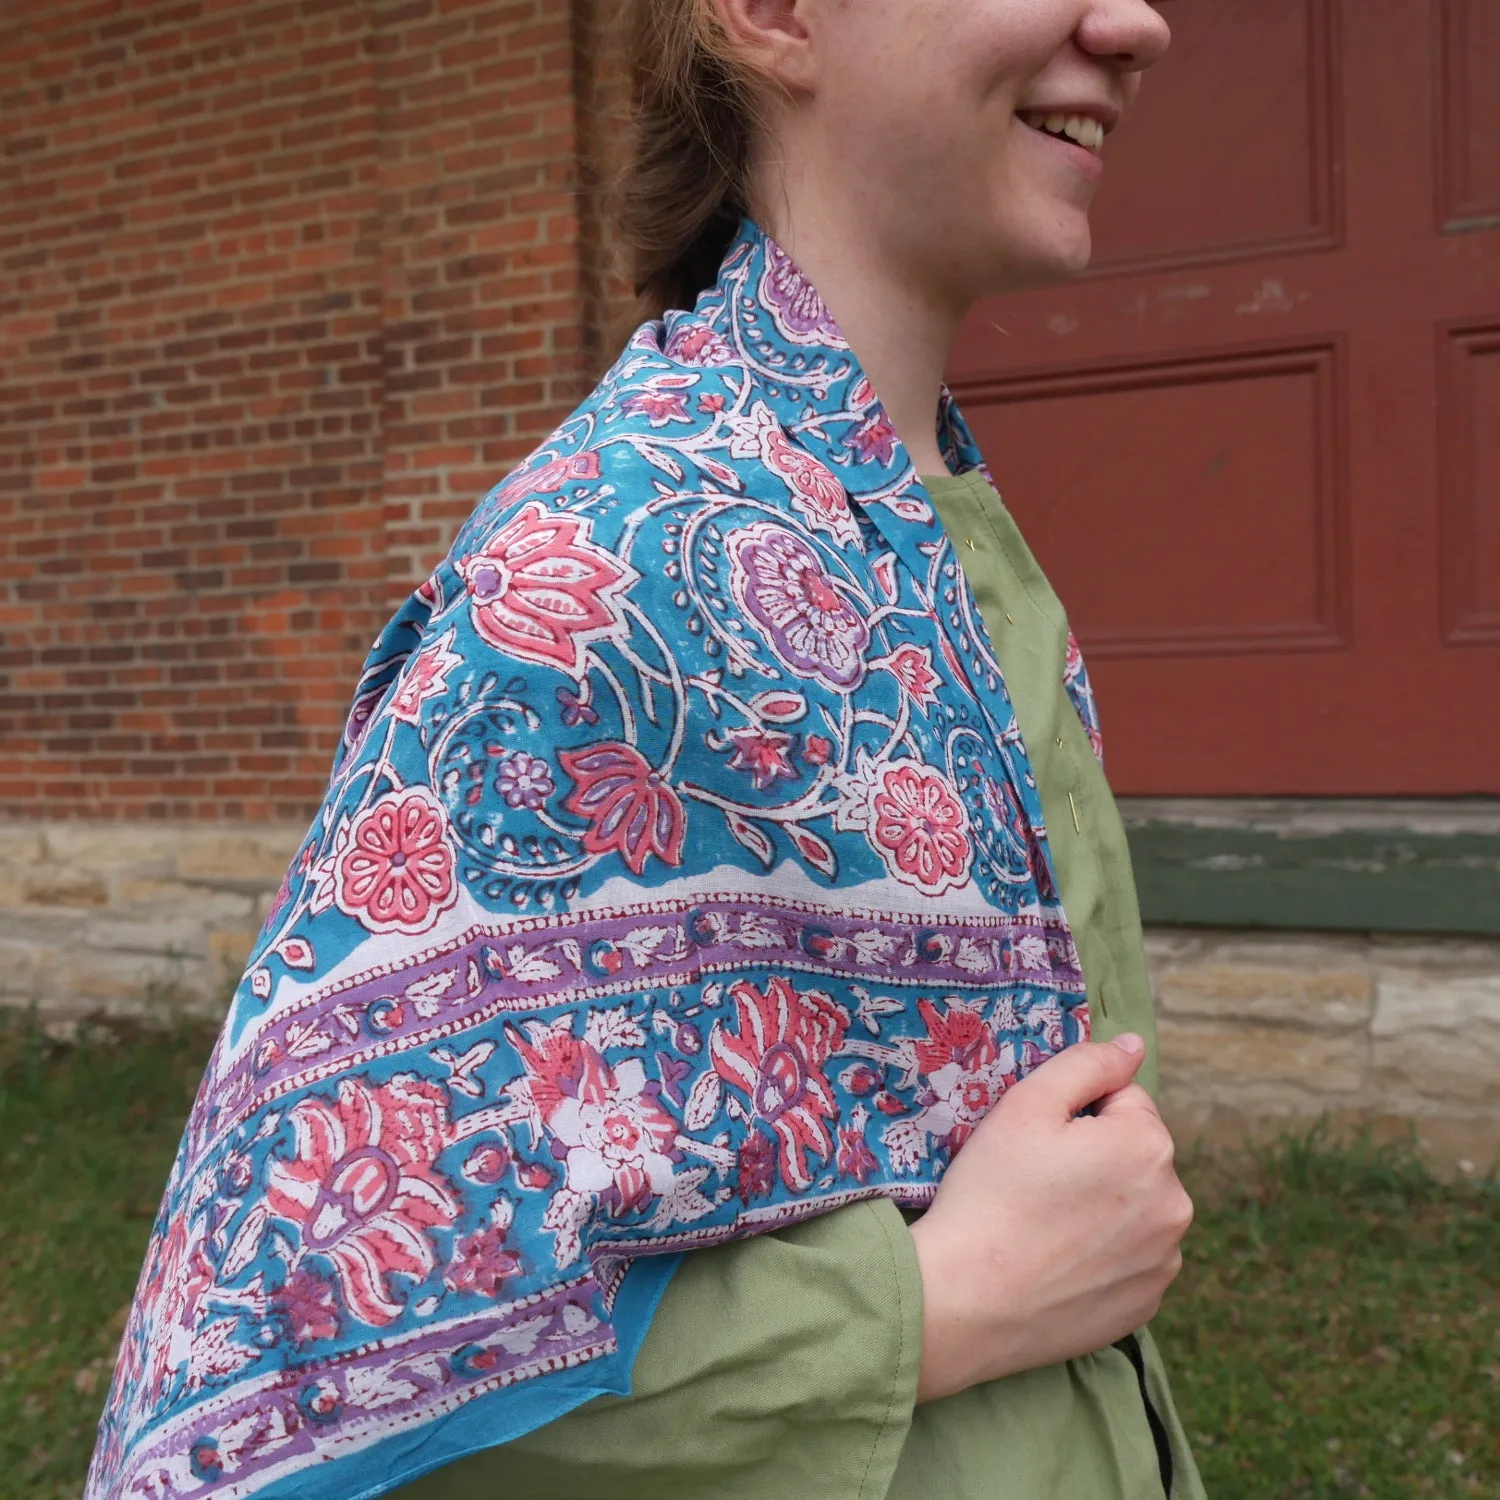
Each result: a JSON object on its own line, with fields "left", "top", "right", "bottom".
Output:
{"left": 745, "top": 0, "right": 1170, "bottom": 303}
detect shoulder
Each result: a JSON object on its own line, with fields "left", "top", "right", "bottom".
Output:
{"left": 450, "top": 309, "right": 760, "bottom": 559}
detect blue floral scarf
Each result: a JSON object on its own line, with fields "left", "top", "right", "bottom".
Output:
{"left": 87, "top": 218, "right": 1105, "bottom": 1500}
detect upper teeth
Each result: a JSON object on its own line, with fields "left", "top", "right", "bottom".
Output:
{"left": 1024, "top": 113, "right": 1105, "bottom": 152}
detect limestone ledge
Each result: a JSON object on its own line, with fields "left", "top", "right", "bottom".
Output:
{"left": 1147, "top": 929, "right": 1500, "bottom": 1175}
{"left": 0, "top": 823, "right": 1495, "bottom": 1171}
{"left": 0, "top": 820, "right": 306, "bottom": 1014}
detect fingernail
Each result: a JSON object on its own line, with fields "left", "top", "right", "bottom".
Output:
{"left": 1111, "top": 1032, "right": 1145, "bottom": 1055}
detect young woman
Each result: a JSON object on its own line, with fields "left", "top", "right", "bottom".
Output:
{"left": 88, "top": 1, "right": 1204, "bottom": 1497}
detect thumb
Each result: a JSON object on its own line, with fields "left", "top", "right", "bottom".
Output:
{"left": 1013, "top": 1034, "right": 1146, "bottom": 1119}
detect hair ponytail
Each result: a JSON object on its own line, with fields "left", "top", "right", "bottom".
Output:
{"left": 616, "top": 0, "right": 765, "bottom": 322}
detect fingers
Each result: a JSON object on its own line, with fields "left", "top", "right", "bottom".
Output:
{"left": 1093, "top": 1080, "right": 1163, "bottom": 1120}
{"left": 1010, "top": 1035, "right": 1146, "bottom": 1119}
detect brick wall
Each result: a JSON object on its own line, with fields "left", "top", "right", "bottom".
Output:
{"left": 0, "top": 0, "right": 625, "bottom": 823}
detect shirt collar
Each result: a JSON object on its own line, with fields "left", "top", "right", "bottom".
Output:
{"left": 674, "top": 216, "right": 990, "bottom": 583}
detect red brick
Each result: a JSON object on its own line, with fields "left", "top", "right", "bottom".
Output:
{"left": 0, "top": 0, "right": 625, "bottom": 821}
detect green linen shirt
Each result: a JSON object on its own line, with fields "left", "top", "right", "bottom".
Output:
{"left": 394, "top": 470, "right": 1205, "bottom": 1500}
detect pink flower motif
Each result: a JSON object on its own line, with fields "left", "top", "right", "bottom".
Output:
{"left": 462, "top": 1144, "right": 511, "bottom": 1184}
{"left": 698, "top": 392, "right": 727, "bottom": 413}
{"left": 710, "top": 976, "right": 849, "bottom": 1192}
{"left": 758, "top": 421, "right": 857, "bottom": 544}
{"left": 665, "top": 323, "right": 734, "bottom": 366}
{"left": 803, "top": 734, "right": 834, "bottom": 766}
{"left": 389, "top": 632, "right": 462, "bottom": 725}
{"left": 509, "top": 1019, "right": 680, "bottom": 1214}
{"left": 559, "top": 741, "right": 686, "bottom": 876}
{"left": 335, "top": 787, "right": 457, "bottom": 935}
{"left": 444, "top": 1224, "right": 524, "bottom": 1298}
{"left": 914, "top": 996, "right": 996, "bottom": 1077}
{"left": 459, "top": 500, "right": 633, "bottom": 674}
{"left": 868, "top": 761, "right": 972, "bottom": 895}
{"left": 873, "top": 643, "right": 941, "bottom": 708}
{"left": 726, "top": 725, "right": 799, "bottom": 791}
{"left": 836, "top": 1107, "right": 879, "bottom": 1183}
{"left": 263, "top": 1074, "right": 461, "bottom": 1329}
{"left": 910, "top": 998, "right": 1016, "bottom": 1155}
{"left": 516, "top": 449, "right": 602, "bottom": 495}
{"left": 623, "top": 387, "right": 692, "bottom": 426}
{"left": 272, "top": 1268, "right": 340, "bottom": 1347}
{"left": 729, "top": 522, "right": 870, "bottom": 692}
{"left": 480, "top": 451, "right": 604, "bottom": 526}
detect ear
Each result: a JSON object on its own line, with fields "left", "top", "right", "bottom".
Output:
{"left": 708, "top": 0, "right": 821, "bottom": 95}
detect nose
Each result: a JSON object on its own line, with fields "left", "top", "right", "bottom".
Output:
{"left": 1077, "top": 0, "right": 1172, "bottom": 73}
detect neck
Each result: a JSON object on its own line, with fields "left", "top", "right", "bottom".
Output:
{"left": 752, "top": 182, "right": 967, "bottom": 478}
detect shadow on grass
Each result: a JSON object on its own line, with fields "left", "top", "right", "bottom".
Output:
{"left": 1, "top": 1010, "right": 1494, "bottom": 1500}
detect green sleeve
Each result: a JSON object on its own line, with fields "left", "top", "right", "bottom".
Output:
{"left": 397, "top": 473, "right": 1208, "bottom": 1500}
{"left": 392, "top": 1196, "right": 923, "bottom": 1500}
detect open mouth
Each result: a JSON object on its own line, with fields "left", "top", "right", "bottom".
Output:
{"left": 1018, "top": 112, "right": 1106, "bottom": 155}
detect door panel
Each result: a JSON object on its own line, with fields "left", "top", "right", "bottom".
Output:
{"left": 950, "top": 0, "right": 1500, "bottom": 795}
{"left": 1084, "top": 0, "right": 1340, "bottom": 273}
{"left": 1441, "top": 324, "right": 1500, "bottom": 641}
{"left": 961, "top": 344, "right": 1346, "bottom": 656}
{"left": 1439, "top": 0, "right": 1500, "bottom": 228}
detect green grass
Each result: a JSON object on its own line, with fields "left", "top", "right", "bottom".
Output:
{"left": 0, "top": 1010, "right": 1495, "bottom": 1500}
{"left": 1157, "top": 1128, "right": 1499, "bottom": 1498}
{"left": 0, "top": 1011, "right": 211, "bottom": 1500}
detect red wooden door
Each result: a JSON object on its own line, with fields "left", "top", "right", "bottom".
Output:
{"left": 948, "top": 0, "right": 1500, "bottom": 795}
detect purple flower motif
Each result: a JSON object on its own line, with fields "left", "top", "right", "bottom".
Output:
{"left": 443, "top": 1225, "right": 524, "bottom": 1299}
{"left": 729, "top": 523, "right": 869, "bottom": 692}
{"left": 851, "top": 412, "right": 898, "bottom": 467}
{"left": 656, "top": 1050, "right": 693, "bottom": 1105}
{"left": 760, "top": 242, "right": 847, "bottom": 347}
{"left": 496, "top": 752, "right": 554, "bottom": 810}
{"left": 556, "top": 683, "right": 599, "bottom": 727}
{"left": 273, "top": 1267, "right": 340, "bottom": 1348}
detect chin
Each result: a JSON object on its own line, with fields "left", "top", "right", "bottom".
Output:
{"left": 984, "top": 237, "right": 1092, "bottom": 296}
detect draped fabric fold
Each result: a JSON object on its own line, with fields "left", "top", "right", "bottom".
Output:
{"left": 87, "top": 218, "right": 1106, "bottom": 1500}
